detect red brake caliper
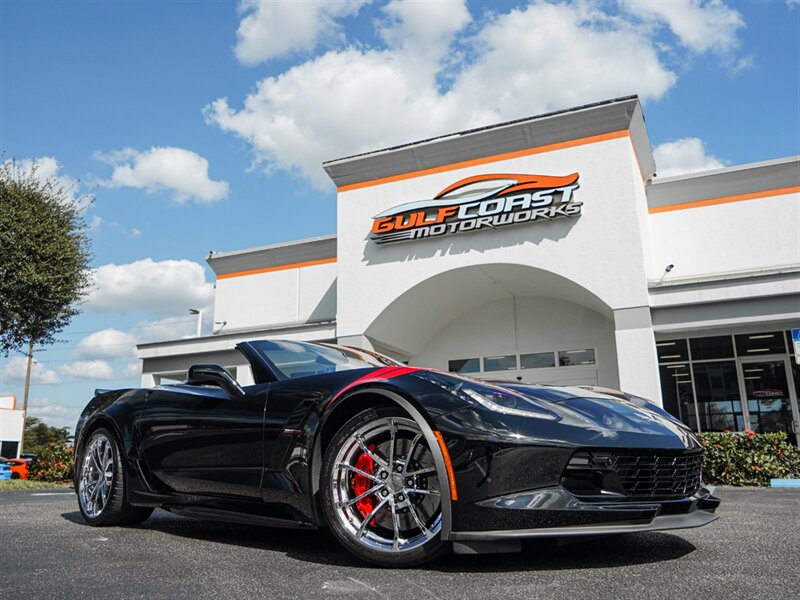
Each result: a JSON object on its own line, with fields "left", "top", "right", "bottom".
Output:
{"left": 351, "top": 447, "right": 375, "bottom": 520}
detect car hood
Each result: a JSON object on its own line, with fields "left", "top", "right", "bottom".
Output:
{"left": 496, "top": 383, "right": 701, "bottom": 449}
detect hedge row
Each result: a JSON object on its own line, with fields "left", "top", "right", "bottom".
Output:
{"left": 23, "top": 432, "right": 799, "bottom": 487}
{"left": 27, "top": 442, "right": 75, "bottom": 482}
{"left": 698, "top": 431, "right": 800, "bottom": 486}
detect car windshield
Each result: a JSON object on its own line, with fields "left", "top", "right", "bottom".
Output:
{"left": 249, "top": 340, "right": 401, "bottom": 380}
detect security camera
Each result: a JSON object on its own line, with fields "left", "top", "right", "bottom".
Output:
{"left": 665, "top": 264, "right": 674, "bottom": 272}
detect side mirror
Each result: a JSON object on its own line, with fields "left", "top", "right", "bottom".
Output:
{"left": 187, "top": 364, "right": 245, "bottom": 400}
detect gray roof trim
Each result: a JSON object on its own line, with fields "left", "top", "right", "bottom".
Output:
{"left": 137, "top": 319, "right": 336, "bottom": 351}
{"left": 628, "top": 101, "right": 656, "bottom": 180}
{"left": 648, "top": 264, "right": 800, "bottom": 291}
{"left": 323, "top": 96, "right": 654, "bottom": 188}
{"left": 647, "top": 156, "right": 799, "bottom": 210}
{"left": 206, "top": 234, "right": 337, "bottom": 277}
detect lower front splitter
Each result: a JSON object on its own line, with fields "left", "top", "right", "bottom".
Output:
{"left": 450, "top": 508, "right": 719, "bottom": 542}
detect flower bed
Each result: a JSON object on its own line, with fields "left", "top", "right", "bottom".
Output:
{"left": 27, "top": 442, "right": 75, "bottom": 482}
{"left": 698, "top": 431, "right": 800, "bottom": 486}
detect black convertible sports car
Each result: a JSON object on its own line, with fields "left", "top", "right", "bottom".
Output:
{"left": 74, "top": 340, "right": 719, "bottom": 567}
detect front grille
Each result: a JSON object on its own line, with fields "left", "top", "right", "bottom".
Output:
{"left": 613, "top": 450, "right": 703, "bottom": 499}
{"left": 561, "top": 449, "right": 704, "bottom": 500}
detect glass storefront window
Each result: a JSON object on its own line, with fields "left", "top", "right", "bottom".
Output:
{"left": 449, "top": 358, "right": 480, "bottom": 374}
{"left": 558, "top": 349, "right": 595, "bottom": 366}
{"left": 520, "top": 352, "right": 556, "bottom": 369}
{"left": 692, "top": 361, "right": 744, "bottom": 432}
{"left": 656, "top": 339, "right": 689, "bottom": 363}
{"left": 658, "top": 333, "right": 800, "bottom": 437}
{"left": 689, "top": 336, "right": 734, "bottom": 361}
{"left": 735, "top": 332, "right": 785, "bottom": 356}
{"left": 658, "top": 364, "right": 696, "bottom": 430}
{"left": 484, "top": 355, "right": 517, "bottom": 371}
{"left": 742, "top": 361, "right": 794, "bottom": 436}
{"left": 786, "top": 330, "right": 798, "bottom": 358}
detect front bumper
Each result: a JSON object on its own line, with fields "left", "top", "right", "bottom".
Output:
{"left": 448, "top": 485, "right": 719, "bottom": 553}
{"left": 451, "top": 504, "right": 719, "bottom": 542}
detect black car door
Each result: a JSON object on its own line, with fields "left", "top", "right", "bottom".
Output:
{"left": 137, "top": 383, "right": 268, "bottom": 498}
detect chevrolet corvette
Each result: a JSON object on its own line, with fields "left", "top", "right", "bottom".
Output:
{"left": 74, "top": 340, "right": 719, "bottom": 567}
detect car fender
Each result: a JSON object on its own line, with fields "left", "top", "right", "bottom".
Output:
{"left": 310, "top": 386, "right": 454, "bottom": 540}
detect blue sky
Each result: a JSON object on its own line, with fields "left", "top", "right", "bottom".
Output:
{"left": 1, "top": 0, "right": 798, "bottom": 431}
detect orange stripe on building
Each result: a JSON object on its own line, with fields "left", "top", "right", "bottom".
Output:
{"left": 337, "top": 130, "right": 630, "bottom": 193}
{"left": 648, "top": 186, "right": 800, "bottom": 214}
{"left": 217, "top": 257, "right": 336, "bottom": 280}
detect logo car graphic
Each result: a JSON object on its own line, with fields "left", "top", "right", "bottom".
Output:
{"left": 370, "top": 172, "right": 582, "bottom": 244}
{"left": 373, "top": 173, "right": 580, "bottom": 219}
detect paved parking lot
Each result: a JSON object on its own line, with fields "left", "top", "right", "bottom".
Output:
{"left": 1, "top": 486, "right": 797, "bottom": 599}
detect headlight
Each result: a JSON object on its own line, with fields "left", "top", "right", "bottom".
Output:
{"left": 413, "top": 371, "right": 559, "bottom": 420}
{"left": 461, "top": 386, "right": 560, "bottom": 420}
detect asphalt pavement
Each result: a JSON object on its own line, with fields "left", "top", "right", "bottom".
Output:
{"left": 1, "top": 486, "right": 797, "bottom": 600}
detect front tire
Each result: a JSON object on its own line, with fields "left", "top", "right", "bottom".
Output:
{"left": 321, "top": 407, "right": 450, "bottom": 567}
{"left": 77, "top": 428, "right": 153, "bottom": 526}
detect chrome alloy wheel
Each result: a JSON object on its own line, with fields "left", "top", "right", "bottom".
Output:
{"left": 78, "top": 433, "right": 115, "bottom": 518}
{"left": 331, "top": 417, "right": 442, "bottom": 553}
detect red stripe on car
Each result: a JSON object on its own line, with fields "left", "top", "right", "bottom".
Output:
{"left": 325, "top": 366, "right": 419, "bottom": 408}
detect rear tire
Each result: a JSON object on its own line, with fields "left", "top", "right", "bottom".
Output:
{"left": 321, "top": 406, "right": 450, "bottom": 567}
{"left": 77, "top": 428, "right": 154, "bottom": 526}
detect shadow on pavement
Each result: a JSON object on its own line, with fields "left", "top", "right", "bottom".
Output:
{"left": 61, "top": 509, "right": 695, "bottom": 572}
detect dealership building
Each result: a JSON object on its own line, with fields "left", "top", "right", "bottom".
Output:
{"left": 138, "top": 96, "right": 800, "bottom": 439}
{"left": 0, "top": 395, "right": 24, "bottom": 458}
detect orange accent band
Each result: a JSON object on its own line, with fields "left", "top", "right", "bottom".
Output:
{"left": 649, "top": 186, "right": 800, "bottom": 214}
{"left": 216, "top": 257, "right": 336, "bottom": 280}
{"left": 337, "top": 130, "right": 630, "bottom": 193}
{"left": 433, "top": 430, "right": 458, "bottom": 501}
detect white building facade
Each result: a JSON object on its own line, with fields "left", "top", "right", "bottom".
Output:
{"left": 0, "top": 395, "right": 24, "bottom": 458}
{"left": 139, "top": 97, "right": 800, "bottom": 440}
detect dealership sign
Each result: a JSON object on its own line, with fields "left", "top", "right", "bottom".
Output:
{"left": 370, "top": 173, "right": 581, "bottom": 244}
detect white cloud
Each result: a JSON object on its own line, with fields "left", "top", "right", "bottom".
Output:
{"left": 136, "top": 316, "right": 201, "bottom": 343}
{"left": 26, "top": 399, "right": 78, "bottom": 431}
{"left": 207, "top": 1, "right": 678, "bottom": 188}
{"left": 789, "top": 0, "right": 800, "bottom": 9}
{"left": 73, "top": 317, "right": 208, "bottom": 380}
{"left": 75, "top": 329, "right": 138, "bottom": 359}
{"left": 378, "top": 0, "right": 471, "bottom": 66}
{"left": 653, "top": 137, "right": 726, "bottom": 178}
{"left": 1, "top": 356, "right": 61, "bottom": 385}
{"left": 620, "top": 0, "right": 745, "bottom": 55}
{"left": 96, "top": 146, "right": 229, "bottom": 203}
{"left": 58, "top": 360, "right": 115, "bottom": 381}
{"left": 4, "top": 156, "right": 90, "bottom": 210}
{"left": 105, "top": 221, "right": 143, "bottom": 238}
{"left": 451, "top": 3, "right": 676, "bottom": 123}
{"left": 87, "top": 258, "right": 214, "bottom": 315}
{"left": 88, "top": 215, "right": 103, "bottom": 231}
{"left": 123, "top": 361, "right": 141, "bottom": 380}
{"left": 235, "top": 0, "right": 368, "bottom": 65}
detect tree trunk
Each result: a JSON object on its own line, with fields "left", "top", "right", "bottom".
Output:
{"left": 19, "top": 340, "right": 34, "bottom": 455}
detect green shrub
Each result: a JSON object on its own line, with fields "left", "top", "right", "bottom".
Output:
{"left": 27, "top": 442, "right": 75, "bottom": 482}
{"left": 698, "top": 430, "right": 800, "bottom": 486}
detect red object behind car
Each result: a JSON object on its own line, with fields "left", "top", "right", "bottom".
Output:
{"left": 0, "top": 457, "right": 29, "bottom": 480}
